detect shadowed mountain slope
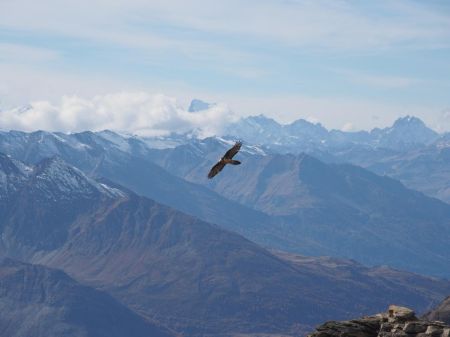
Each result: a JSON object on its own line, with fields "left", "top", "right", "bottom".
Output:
{"left": 0, "top": 258, "right": 174, "bottom": 337}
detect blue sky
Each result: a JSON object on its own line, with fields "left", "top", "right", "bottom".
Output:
{"left": 1, "top": 0, "right": 450, "bottom": 132}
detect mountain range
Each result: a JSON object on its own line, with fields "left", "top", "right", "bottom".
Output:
{"left": 224, "top": 113, "right": 439, "bottom": 153}
{"left": 1, "top": 154, "right": 449, "bottom": 336}
{"left": 2, "top": 111, "right": 449, "bottom": 208}
{"left": 2, "top": 102, "right": 450, "bottom": 335}
{"left": 1, "top": 124, "right": 450, "bottom": 277}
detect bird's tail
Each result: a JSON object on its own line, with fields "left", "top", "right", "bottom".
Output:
{"left": 229, "top": 160, "right": 241, "bottom": 165}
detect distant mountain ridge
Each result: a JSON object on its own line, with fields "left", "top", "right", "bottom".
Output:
{"left": 0, "top": 109, "right": 441, "bottom": 156}
{"left": 1, "top": 99, "right": 442, "bottom": 154}
{"left": 225, "top": 114, "right": 439, "bottom": 152}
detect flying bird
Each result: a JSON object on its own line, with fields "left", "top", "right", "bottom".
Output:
{"left": 207, "top": 141, "right": 242, "bottom": 179}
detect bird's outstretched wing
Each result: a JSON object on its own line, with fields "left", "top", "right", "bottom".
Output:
{"left": 223, "top": 141, "right": 242, "bottom": 159}
{"left": 208, "top": 160, "right": 226, "bottom": 179}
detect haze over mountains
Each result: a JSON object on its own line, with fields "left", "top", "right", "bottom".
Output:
{"left": 225, "top": 114, "right": 439, "bottom": 152}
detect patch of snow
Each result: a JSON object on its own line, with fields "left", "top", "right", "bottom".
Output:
{"left": 215, "top": 137, "right": 235, "bottom": 146}
{"left": 99, "top": 183, "right": 126, "bottom": 198}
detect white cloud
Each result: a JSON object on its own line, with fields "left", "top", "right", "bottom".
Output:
{"left": 341, "top": 122, "right": 354, "bottom": 132}
{"left": 0, "top": 92, "right": 237, "bottom": 137}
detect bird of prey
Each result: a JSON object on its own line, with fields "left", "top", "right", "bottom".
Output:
{"left": 207, "top": 141, "right": 242, "bottom": 179}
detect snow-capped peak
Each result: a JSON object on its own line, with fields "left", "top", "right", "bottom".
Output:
{"left": 32, "top": 157, "right": 125, "bottom": 200}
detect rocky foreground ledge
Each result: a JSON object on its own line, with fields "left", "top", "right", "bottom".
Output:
{"left": 307, "top": 305, "right": 450, "bottom": 337}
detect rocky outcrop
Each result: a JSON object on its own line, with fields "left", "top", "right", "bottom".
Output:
{"left": 424, "top": 297, "right": 450, "bottom": 325}
{"left": 308, "top": 305, "right": 450, "bottom": 337}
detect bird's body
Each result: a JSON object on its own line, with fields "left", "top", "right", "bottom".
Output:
{"left": 222, "top": 158, "right": 240, "bottom": 165}
{"left": 207, "top": 141, "right": 242, "bottom": 179}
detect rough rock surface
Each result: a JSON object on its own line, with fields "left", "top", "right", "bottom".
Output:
{"left": 424, "top": 297, "right": 450, "bottom": 325}
{"left": 307, "top": 305, "right": 450, "bottom": 337}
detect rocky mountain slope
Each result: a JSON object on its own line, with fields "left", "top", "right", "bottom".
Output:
{"left": 0, "top": 258, "right": 173, "bottom": 337}
{"left": 1, "top": 155, "right": 449, "bottom": 336}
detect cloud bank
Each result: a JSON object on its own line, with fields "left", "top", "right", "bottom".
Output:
{"left": 0, "top": 93, "right": 237, "bottom": 137}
